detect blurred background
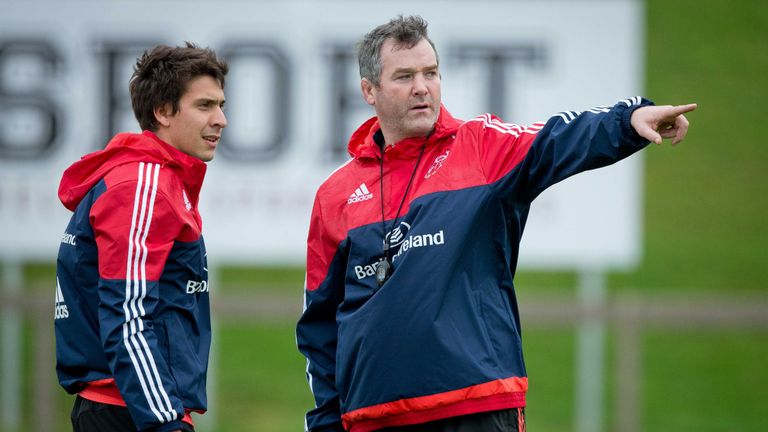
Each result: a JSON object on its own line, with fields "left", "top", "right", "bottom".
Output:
{"left": 1, "top": 0, "right": 767, "bottom": 431}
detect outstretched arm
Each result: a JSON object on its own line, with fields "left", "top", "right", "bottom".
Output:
{"left": 631, "top": 103, "right": 697, "bottom": 145}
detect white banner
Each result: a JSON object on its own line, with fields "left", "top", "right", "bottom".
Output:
{"left": 0, "top": 0, "right": 643, "bottom": 269}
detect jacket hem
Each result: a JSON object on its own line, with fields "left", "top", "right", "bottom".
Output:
{"left": 346, "top": 392, "right": 526, "bottom": 432}
{"left": 79, "top": 380, "right": 196, "bottom": 426}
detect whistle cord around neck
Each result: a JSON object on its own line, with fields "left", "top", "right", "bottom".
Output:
{"left": 377, "top": 142, "right": 427, "bottom": 285}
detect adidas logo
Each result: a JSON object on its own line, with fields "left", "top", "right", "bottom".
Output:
{"left": 347, "top": 183, "right": 373, "bottom": 204}
{"left": 54, "top": 277, "right": 69, "bottom": 320}
{"left": 182, "top": 190, "right": 192, "bottom": 211}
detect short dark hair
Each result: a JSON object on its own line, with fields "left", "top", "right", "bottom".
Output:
{"left": 129, "top": 42, "right": 228, "bottom": 131}
{"left": 357, "top": 15, "right": 439, "bottom": 87}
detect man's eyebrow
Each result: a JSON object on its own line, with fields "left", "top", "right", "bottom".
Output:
{"left": 392, "top": 64, "right": 439, "bottom": 73}
{"left": 195, "top": 97, "right": 226, "bottom": 105}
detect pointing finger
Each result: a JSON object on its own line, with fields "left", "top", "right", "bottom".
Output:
{"left": 668, "top": 103, "right": 698, "bottom": 117}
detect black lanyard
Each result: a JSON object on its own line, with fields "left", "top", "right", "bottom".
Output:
{"left": 376, "top": 139, "right": 427, "bottom": 286}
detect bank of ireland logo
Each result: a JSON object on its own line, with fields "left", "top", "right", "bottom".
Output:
{"left": 383, "top": 222, "right": 411, "bottom": 250}
{"left": 425, "top": 150, "right": 450, "bottom": 179}
{"left": 355, "top": 222, "right": 446, "bottom": 280}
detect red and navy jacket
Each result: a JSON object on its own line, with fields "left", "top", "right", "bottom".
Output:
{"left": 55, "top": 131, "right": 210, "bottom": 432}
{"left": 297, "top": 97, "right": 653, "bottom": 432}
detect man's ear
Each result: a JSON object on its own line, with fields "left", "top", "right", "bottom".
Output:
{"left": 361, "top": 78, "right": 376, "bottom": 106}
{"left": 153, "top": 103, "right": 172, "bottom": 128}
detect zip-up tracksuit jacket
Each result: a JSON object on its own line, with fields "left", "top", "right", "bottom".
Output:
{"left": 297, "top": 97, "right": 653, "bottom": 432}
{"left": 55, "top": 131, "right": 210, "bottom": 432}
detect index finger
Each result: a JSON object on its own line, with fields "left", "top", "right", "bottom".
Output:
{"left": 669, "top": 103, "right": 698, "bottom": 116}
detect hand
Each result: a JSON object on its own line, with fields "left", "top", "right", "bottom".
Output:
{"left": 630, "top": 103, "right": 697, "bottom": 145}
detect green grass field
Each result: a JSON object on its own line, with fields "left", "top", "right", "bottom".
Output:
{"left": 211, "top": 323, "right": 768, "bottom": 432}
{"left": 22, "top": 319, "right": 763, "bottom": 432}
{"left": 4, "top": 0, "right": 768, "bottom": 431}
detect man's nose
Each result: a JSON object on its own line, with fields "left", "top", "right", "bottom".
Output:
{"left": 412, "top": 74, "right": 429, "bottom": 96}
{"left": 212, "top": 106, "right": 227, "bottom": 128}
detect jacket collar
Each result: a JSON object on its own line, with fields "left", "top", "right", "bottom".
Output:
{"left": 142, "top": 131, "right": 207, "bottom": 201}
{"left": 58, "top": 130, "right": 207, "bottom": 211}
{"left": 348, "top": 104, "right": 461, "bottom": 161}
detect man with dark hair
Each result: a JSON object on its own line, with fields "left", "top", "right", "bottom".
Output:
{"left": 55, "top": 42, "right": 227, "bottom": 432}
{"left": 297, "top": 15, "right": 695, "bottom": 432}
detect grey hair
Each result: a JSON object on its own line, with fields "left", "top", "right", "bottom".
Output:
{"left": 357, "top": 15, "right": 439, "bottom": 86}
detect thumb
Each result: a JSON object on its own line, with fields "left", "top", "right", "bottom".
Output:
{"left": 636, "top": 123, "right": 663, "bottom": 144}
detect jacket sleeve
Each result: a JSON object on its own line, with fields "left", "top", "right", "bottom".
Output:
{"left": 90, "top": 163, "right": 187, "bottom": 432}
{"left": 474, "top": 96, "right": 653, "bottom": 204}
{"left": 296, "top": 194, "right": 347, "bottom": 432}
